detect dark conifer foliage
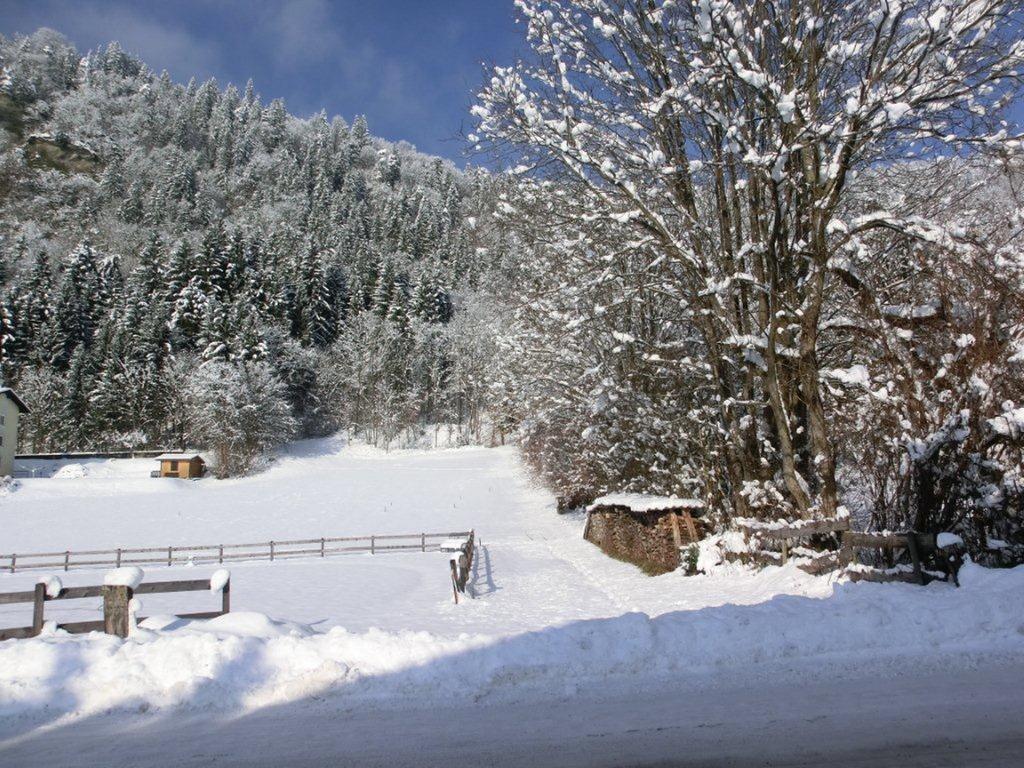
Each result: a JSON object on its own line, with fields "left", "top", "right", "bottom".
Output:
{"left": 0, "top": 30, "right": 493, "bottom": 461}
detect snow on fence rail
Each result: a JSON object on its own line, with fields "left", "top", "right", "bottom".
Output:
{"left": 0, "top": 572, "right": 230, "bottom": 641}
{"left": 1, "top": 531, "right": 474, "bottom": 573}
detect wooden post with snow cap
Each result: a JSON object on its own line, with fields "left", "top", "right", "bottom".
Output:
{"left": 103, "top": 585, "right": 131, "bottom": 638}
{"left": 31, "top": 583, "right": 45, "bottom": 636}
{"left": 103, "top": 566, "right": 143, "bottom": 638}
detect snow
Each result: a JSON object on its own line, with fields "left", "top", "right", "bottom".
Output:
{"left": 153, "top": 452, "right": 204, "bottom": 461}
{"left": 209, "top": 569, "right": 230, "bottom": 593}
{"left": 822, "top": 364, "right": 871, "bottom": 387}
{"left": 937, "top": 532, "right": 964, "bottom": 548}
{"left": 36, "top": 574, "right": 62, "bottom": 598}
{"left": 0, "top": 561, "right": 1021, "bottom": 724}
{"left": 587, "top": 493, "right": 703, "bottom": 512}
{"left": 0, "top": 438, "right": 1020, "bottom": 741}
{"left": 103, "top": 566, "right": 145, "bottom": 589}
{"left": 51, "top": 463, "right": 88, "bottom": 480}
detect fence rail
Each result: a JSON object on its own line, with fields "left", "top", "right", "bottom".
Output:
{"left": 840, "top": 530, "right": 963, "bottom": 586}
{"left": 2, "top": 531, "right": 474, "bottom": 573}
{"left": 15, "top": 450, "right": 180, "bottom": 461}
{"left": 0, "top": 575, "right": 230, "bottom": 641}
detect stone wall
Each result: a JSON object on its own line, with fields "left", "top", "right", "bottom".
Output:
{"left": 584, "top": 505, "right": 703, "bottom": 575}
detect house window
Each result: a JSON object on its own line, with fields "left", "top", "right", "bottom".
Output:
{"left": 0, "top": 415, "right": 5, "bottom": 425}
{"left": 168, "top": 460, "right": 179, "bottom": 472}
{"left": 0, "top": 435, "right": 4, "bottom": 446}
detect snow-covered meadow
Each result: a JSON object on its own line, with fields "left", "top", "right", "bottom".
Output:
{"left": 0, "top": 438, "right": 1022, "bottom": 740}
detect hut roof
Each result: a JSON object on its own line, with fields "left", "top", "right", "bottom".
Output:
{"left": 154, "top": 452, "right": 205, "bottom": 462}
{"left": 587, "top": 493, "right": 703, "bottom": 514}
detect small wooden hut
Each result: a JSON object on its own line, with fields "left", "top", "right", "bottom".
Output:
{"left": 154, "top": 452, "right": 206, "bottom": 479}
{"left": 584, "top": 493, "right": 704, "bottom": 574}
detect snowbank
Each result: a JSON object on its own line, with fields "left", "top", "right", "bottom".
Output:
{"left": 1, "top": 563, "right": 1021, "bottom": 722}
{"left": 52, "top": 463, "right": 88, "bottom": 480}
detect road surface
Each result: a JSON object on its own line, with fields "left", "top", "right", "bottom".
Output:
{"left": 2, "top": 662, "right": 1021, "bottom": 767}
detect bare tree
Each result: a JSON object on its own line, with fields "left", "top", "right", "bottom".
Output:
{"left": 474, "top": 0, "right": 1024, "bottom": 521}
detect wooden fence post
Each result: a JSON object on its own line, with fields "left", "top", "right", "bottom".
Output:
{"left": 218, "top": 545, "right": 224, "bottom": 565}
{"left": 9, "top": 554, "right": 15, "bottom": 574}
{"left": 102, "top": 585, "right": 132, "bottom": 638}
{"left": 64, "top": 550, "right": 70, "bottom": 571}
{"left": 221, "top": 578, "right": 231, "bottom": 614}
{"left": 270, "top": 541, "right": 275, "bottom": 561}
{"left": 167, "top": 546, "right": 172, "bottom": 567}
{"left": 116, "top": 548, "right": 122, "bottom": 568}
{"left": 839, "top": 530, "right": 854, "bottom": 568}
{"left": 905, "top": 533, "right": 926, "bottom": 586}
{"left": 32, "top": 583, "right": 46, "bottom": 636}
{"left": 450, "top": 559, "right": 459, "bottom": 604}
{"left": 371, "top": 536, "right": 375, "bottom": 555}
{"left": 421, "top": 533, "right": 426, "bottom": 552}
{"left": 320, "top": 538, "right": 325, "bottom": 557}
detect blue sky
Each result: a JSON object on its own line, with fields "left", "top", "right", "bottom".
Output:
{"left": 2, "top": 1, "right": 1020, "bottom": 163}
{"left": 0, "top": 0, "right": 524, "bottom": 162}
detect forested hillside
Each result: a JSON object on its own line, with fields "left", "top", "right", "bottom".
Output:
{"left": 0, "top": 29, "right": 506, "bottom": 473}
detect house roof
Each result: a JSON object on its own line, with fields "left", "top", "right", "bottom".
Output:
{"left": 0, "top": 387, "right": 29, "bottom": 414}
{"left": 587, "top": 493, "right": 703, "bottom": 514}
{"left": 154, "top": 452, "right": 205, "bottom": 462}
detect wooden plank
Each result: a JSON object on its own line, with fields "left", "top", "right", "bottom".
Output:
{"left": 135, "top": 579, "right": 212, "bottom": 595}
{"left": 55, "top": 620, "right": 106, "bottom": 634}
{"left": 749, "top": 518, "right": 851, "bottom": 540}
{"left": 0, "top": 625, "right": 36, "bottom": 641}
{"left": 669, "top": 513, "right": 683, "bottom": 550}
{"left": 0, "top": 590, "right": 38, "bottom": 605}
{"left": 797, "top": 552, "right": 839, "bottom": 576}
{"left": 847, "top": 569, "right": 924, "bottom": 584}
{"left": 52, "top": 585, "right": 104, "bottom": 600}
{"left": 844, "top": 531, "right": 913, "bottom": 548}
{"left": 681, "top": 511, "right": 699, "bottom": 542}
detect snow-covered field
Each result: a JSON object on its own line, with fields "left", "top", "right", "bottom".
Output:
{"left": 1, "top": 438, "right": 1022, "bottom": 766}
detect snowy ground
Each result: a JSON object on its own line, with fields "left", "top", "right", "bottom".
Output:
{"left": 1, "top": 438, "right": 1023, "bottom": 766}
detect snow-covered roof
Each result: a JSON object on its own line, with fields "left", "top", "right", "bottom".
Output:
{"left": 0, "top": 387, "right": 29, "bottom": 414}
{"left": 155, "top": 452, "right": 204, "bottom": 462}
{"left": 587, "top": 493, "right": 703, "bottom": 513}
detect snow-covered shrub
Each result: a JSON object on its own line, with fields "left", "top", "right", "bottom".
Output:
{"left": 182, "top": 360, "right": 296, "bottom": 477}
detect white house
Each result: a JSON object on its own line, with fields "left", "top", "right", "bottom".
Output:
{"left": 0, "top": 388, "right": 29, "bottom": 477}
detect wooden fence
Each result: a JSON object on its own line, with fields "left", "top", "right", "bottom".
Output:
{"left": 15, "top": 449, "right": 177, "bottom": 461}
{"left": 0, "top": 575, "right": 230, "bottom": 641}
{"left": 449, "top": 530, "right": 476, "bottom": 604}
{"left": 841, "top": 530, "right": 963, "bottom": 586}
{"left": 2, "top": 531, "right": 474, "bottom": 573}
{"left": 727, "top": 517, "right": 850, "bottom": 574}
